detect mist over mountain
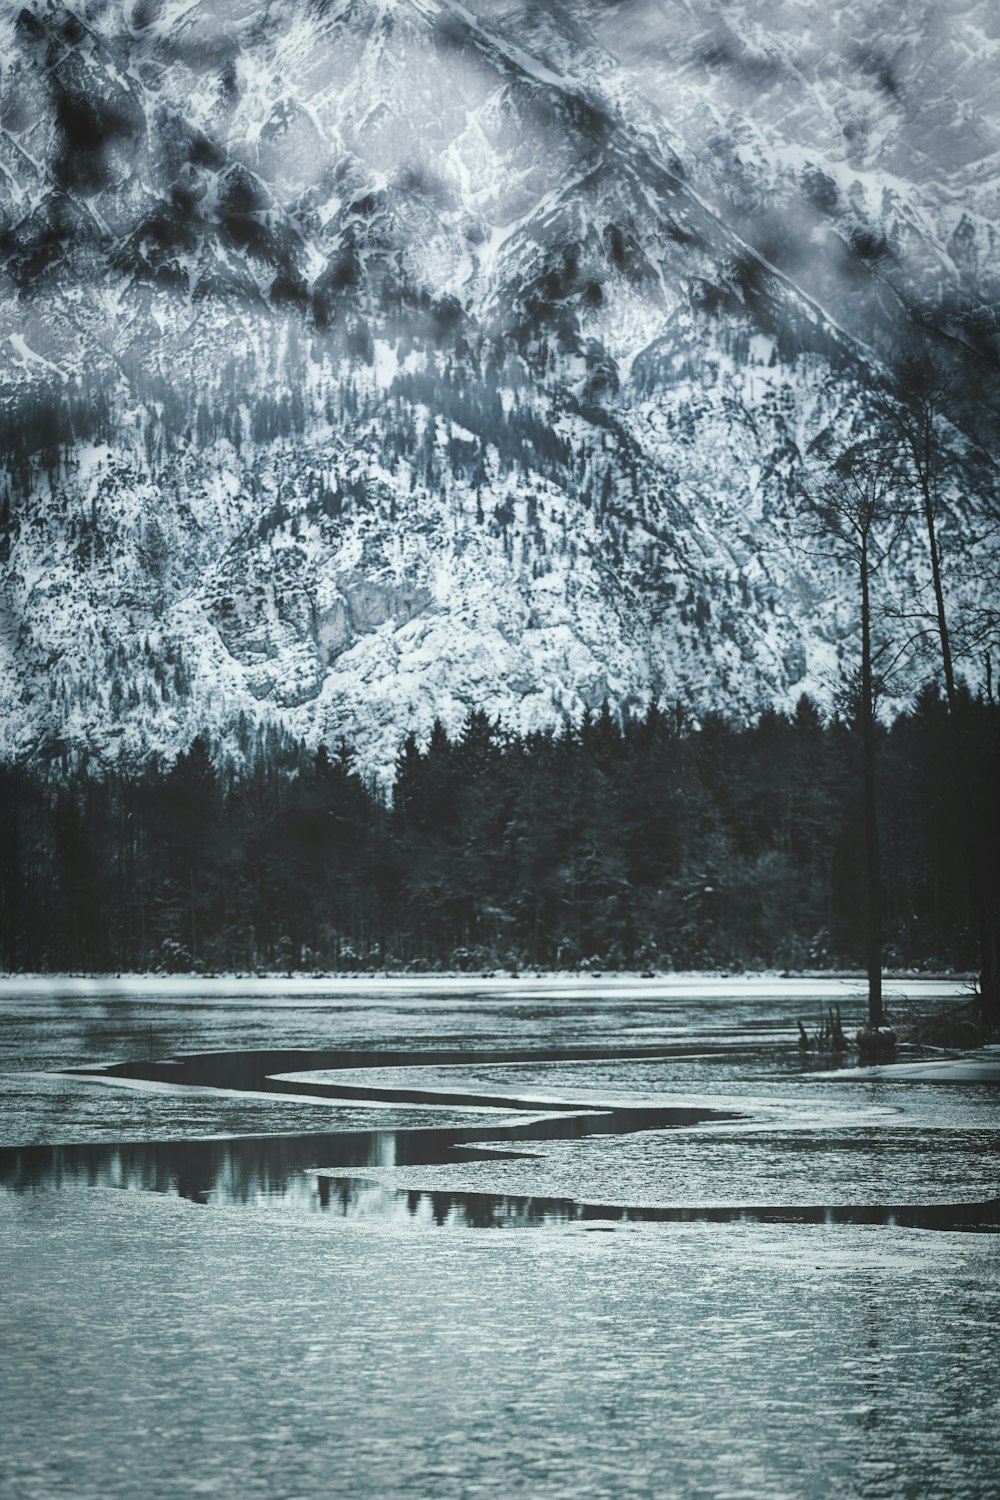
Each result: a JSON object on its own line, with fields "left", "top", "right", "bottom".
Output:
{"left": 1, "top": 0, "right": 997, "bottom": 776}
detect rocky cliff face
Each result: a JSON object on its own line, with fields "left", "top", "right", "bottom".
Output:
{"left": 1, "top": 0, "right": 997, "bottom": 777}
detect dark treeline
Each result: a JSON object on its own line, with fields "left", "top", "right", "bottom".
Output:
{"left": 1, "top": 687, "right": 997, "bottom": 975}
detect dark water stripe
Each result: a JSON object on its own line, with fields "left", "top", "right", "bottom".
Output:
{"left": 63, "top": 1042, "right": 757, "bottom": 1115}
{"left": 67, "top": 1041, "right": 742, "bottom": 1096}
{"left": 4, "top": 1127, "right": 995, "bottom": 1233}
{"left": 0, "top": 1098, "right": 735, "bottom": 1201}
{"left": 9, "top": 1045, "right": 989, "bottom": 1233}
{"left": 316, "top": 1177, "right": 1000, "bottom": 1233}
{"left": 2, "top": 1046, "right": 740, "bottom": 1201}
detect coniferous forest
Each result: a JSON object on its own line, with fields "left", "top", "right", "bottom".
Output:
{"left": 1, "top": 687, "right": 997, "bottom": 977}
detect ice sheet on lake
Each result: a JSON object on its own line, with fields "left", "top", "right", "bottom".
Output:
{"left": 3, "top": 1188, "right": 998, "bottom": 1500}
{"left": 2, "top": 977, "right": 997, "bottom": 1499}
{"left": 817, "top": 1050, "right": 1000, "bottom": 1084}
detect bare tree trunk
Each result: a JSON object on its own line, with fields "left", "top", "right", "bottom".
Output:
{"left": 911, "top": 422, "right": 996, "bottom": 1023}
{"left": 860, "top": 537, "right": 884, "bottom": 1027}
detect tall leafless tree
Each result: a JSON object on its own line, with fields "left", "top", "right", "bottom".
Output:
{"left": 802, "top": 441, "right": 908, "bottom": 1029}
{"left": 879, "top": 360, "right": 999, "bottom": 1023}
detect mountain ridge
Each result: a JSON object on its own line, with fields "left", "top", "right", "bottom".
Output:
{"left": 1, "top": 0, "right": 997, "bottom": 777}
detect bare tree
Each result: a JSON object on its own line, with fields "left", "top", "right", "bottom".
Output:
{"left": 802, "top": 441, "right": 908, "bottom": 1034}
{"left": 879, "top": 360, "right": 1000, "bottom": 1023}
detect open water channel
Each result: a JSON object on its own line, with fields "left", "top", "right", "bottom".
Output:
{"left": 1, "top": 975, "right": 998, "bottom": 1499}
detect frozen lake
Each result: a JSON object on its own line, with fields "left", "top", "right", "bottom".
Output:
{"left": 1, "top": 976, "right": 998, "bottom": 1498}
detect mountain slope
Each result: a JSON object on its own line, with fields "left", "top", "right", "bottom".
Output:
{"left": 0, "top": 0, "right": 997, "bottom": 776}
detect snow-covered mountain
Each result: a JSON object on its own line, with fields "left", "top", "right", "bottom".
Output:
{"left": 1, "top": 0, "right": 997, "bottom": 777}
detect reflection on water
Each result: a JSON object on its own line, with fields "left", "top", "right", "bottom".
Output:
{"left": 0, "top": 1124, "right": 533, "bottom": 1203}
{"left": 3, "top": 1116, "right": 998, "bottom": 1231}
{"left": 0, "top": 1079, "right": 731, "bottom": 1206}
{"left": 316, "top": 1176, "right": 1000, "bottom": 1231}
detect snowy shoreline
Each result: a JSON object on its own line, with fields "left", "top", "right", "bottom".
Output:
{"left": 0, "top": 971, "right": 973, "bottom": 1000}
